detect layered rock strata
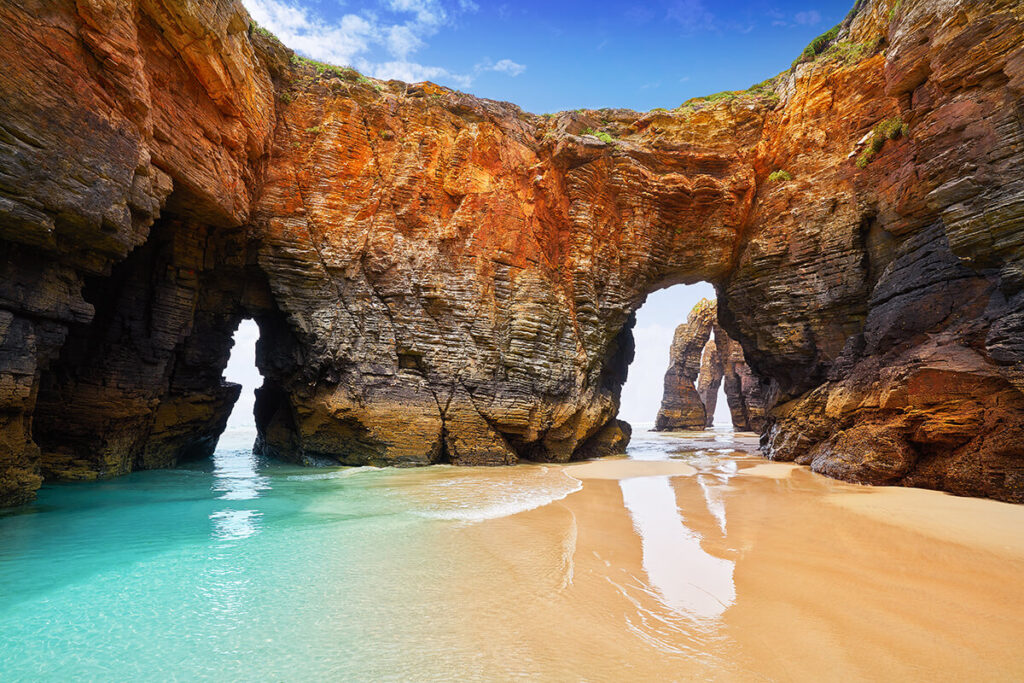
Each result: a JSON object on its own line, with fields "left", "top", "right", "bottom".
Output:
{"left": 655, "top": 299, "right": 770, "bottom": 431}
{"left": 0, "top": 0, "right": 1021, "bottom": 504}
{"left": 655, "top": 299, "right": 717, "bottom": 430}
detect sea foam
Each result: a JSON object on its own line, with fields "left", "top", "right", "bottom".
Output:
{"left": 410, "top": 467, "right": 583, "bottom": 523}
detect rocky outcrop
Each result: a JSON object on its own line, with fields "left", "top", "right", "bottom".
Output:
{"left": 0, "top": 0, "right": 1022, "bottom": 504}
{"left": 655, "top": 299, "right": 770, "bottom": 431}
{"left": 245, "top": 62, "right": 759, "bottom": 469}
{"left": 0, "top": 0, "right": 275, "bottom": 504}
{"left": 696, "top": 338, "right": 723, "bottom": 427}
{"left": 727, "top": 0, "right": 1024, "bottom": 501}
{"left": 655, "top": 299, "right": 716, "bottom": 430}
{"left": 714, "top": 323, "right": 773, "bottom": 432}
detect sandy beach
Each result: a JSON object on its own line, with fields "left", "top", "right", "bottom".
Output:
{"left": 423, "top": 433, "right": 1024, "bottom": 680}
{"left": 3, "top": 429, "right": 1022, "bottom": 681}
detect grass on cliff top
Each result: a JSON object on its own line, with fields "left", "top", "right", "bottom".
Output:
{"left": 249, "top": 21, "right": 285, "bottom": 48}
{"left": 248, "top": 20, "right": 383, "bottom": 98}
{"left": 792, "top": 24, "right": 842, "bottom": 68}
{"left": 290, "top": 54, "right": 373, "bottom": 84}
{"left": 676, "top": 74, "right": 782, "bottom": 113}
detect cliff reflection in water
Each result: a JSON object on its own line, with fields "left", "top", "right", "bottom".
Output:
{"left": 620, "top": 474, "right": 736, "bottom": 620}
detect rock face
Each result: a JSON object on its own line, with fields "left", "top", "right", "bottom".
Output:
{"left": 655, "top": 299, "right": 717, "bottom": 430}
{"left": 0, "top": 0, "right": 275, "bottom": 505}
{"left": 0, "top": 0, "right": 1022, "bottom": 505}
{"left": 728, "top": 0, "right": 1024, "bottom": 501}
{"left": 655, "top": 299, "right": 770, "bottom": 431}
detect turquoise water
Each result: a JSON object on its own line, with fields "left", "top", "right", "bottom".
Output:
{"left": 4, "top": 426, "right": 1022, "bottom": 680}
{"left": 0, "top": 428, "right": 591, "bottom": 681}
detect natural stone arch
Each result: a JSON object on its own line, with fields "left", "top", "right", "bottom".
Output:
{"left": 0, "top": 0, "right": 1022, "bottom": 506}
{"left": 243, "top": 79, "right": 766, "bottom": 468}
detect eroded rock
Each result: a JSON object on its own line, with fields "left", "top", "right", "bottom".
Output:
{"left": 655, "top": 299, "right": 770, "bottom": 432}
{"left": 0, "top": 0, "right": 1021, "bottom": 505}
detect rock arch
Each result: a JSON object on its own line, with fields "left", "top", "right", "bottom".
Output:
{"left": 0, "top": 0, "right": 1022, "bottom": 505}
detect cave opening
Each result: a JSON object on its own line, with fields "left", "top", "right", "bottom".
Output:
{"left": 619, "top": 282, "right": 731, "bottom": 431}
{"left": 210, "top": 317, "right": 269, "bottom": 505}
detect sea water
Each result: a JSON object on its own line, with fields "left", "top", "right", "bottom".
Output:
{"left": 0, "top": 427, "right": 584, "bottom": 681}
{"left": 2, "top": 426, "right": 1023, "bottom": 681}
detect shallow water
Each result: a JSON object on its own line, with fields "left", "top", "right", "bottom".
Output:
{"left": 1, "top": 427, "right": 1022, "bottom": 681}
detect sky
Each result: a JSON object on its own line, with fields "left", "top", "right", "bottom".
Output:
{"left": 243, "top": 0, "right": 856, "bottom": 113}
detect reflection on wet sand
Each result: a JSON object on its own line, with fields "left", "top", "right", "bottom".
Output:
{"left": 620, "top": 475, "right": 735, "bottom": 620}
{"left": 440, "top": 430, "right": 1024, "bottom": 680}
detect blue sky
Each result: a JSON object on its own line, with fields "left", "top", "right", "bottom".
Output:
{"left": 244, "top": 0, "right": 855, "bottom": 113}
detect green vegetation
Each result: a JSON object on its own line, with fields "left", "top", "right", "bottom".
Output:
{"left": 856, "top": 116, "right": 908, "bottom": 168}
{"left": 768, "top": 170, "right": 793, "bottom": 182}
{"left": 676, "top": 73, "right": 783, "bottom": 113}
{"left": 888, "top": 0, "right": 902, "bottom": 21}
{"left": 743, "top": 75, "right": 783, "bottom": 106}
{"left": 305, "top": 126, "right": 321, "bottom": 134}
{"left": 279, "top": 91, "right": 293, "bottom": 104}
{"left": 792, "top": 24, "right": 841, "bottom": 67}
{"left": 677, "top": 91, "right": 737, "bottom": 112}
{"left": 249, "top": 21, "right": 283, "bottom": 46}
{"left": 581, "top": 128, "right": 615, "bottom": 144}
{"left": 289, "top": 54, "right": 373, "bottom": 85}
{"left": 818, "top": 39, "right": 876, "bottom": 66}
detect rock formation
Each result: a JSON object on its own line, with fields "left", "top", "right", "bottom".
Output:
{"left": 696, "top": 338, "right": 723, "bottom": 428}
{"left": 0, "top": 0, "right": 1022, "bottom": 505}
{"left": 715, "top": 326, "right": 772, "bottom": 432}
{"left": 655, "top": 299, "right": 717, "bottom": 430}
{"left": 655, "top": 299, "right": 770, "bottom": 431}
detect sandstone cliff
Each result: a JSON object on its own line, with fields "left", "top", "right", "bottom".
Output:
{"left": 655, "top": 299, "right": 770, "bottom": 431}
{"left": 0, "top": 0, "right": 1021, "bottom": 505}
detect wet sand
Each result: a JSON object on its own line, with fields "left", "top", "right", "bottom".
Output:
{"left": 563, "top": 458, "right": 697, "bottom": 479}
{"left": 420, "top": 432, "right": 1024, "bottom": 680}
{"left": 3, "top": 429, "right": 1022, "bottom": 680}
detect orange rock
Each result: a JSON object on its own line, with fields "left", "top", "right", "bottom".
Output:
{"left": 0, "top": 0, "right": 1022, "bottom": 506}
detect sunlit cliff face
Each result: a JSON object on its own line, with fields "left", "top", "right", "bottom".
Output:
{"left": 0, "top": 0, "right": 1023, "bottom": 506}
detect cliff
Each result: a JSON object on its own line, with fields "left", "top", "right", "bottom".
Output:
{"left": 655, "top": 299, "right": 770, "bottom": 431}
{"left": 0, "top": 0, "right": 1021, "bottom": 505}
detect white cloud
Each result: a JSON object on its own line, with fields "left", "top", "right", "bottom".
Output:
{"left": 386, "top": 24, "right": 425, "bottom": 58}
{"left": 667, "top": 0, "right": 714, "bottom": 31}
{"left": 388, "top": 0, "right": 446, "bottom": 27}
{"left": 246, "top": 0, "right": 377, "bottom": 66}
{"left": 244, "top": 0, "right": 480, "bottom": 86}
{"left": 794, "top": 10, "right": 822, "bottom": 25}
{"left": 486, "top": 59, "right": 526, "bottom": 76}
